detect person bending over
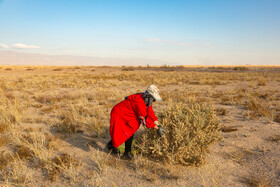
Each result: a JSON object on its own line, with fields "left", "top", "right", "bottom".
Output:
{"left": 106, "top": 85, "right": 166, "bottom": 160}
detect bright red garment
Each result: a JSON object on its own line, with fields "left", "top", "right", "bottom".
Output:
{"left": 110, "top": 93, "right": 158, "bottom": 147}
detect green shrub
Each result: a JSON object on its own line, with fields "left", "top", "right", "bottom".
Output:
{"left": 135, "top": 102, "right": 221, "bottom": 166}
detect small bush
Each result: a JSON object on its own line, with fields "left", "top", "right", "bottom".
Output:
{"left": 53, "top": 68, "right": 63, "bottom": 71}
{"left": 135, "top": 102, "right": 221, "bottom": 166}
{"left": 233, "top": 66, "right": 248, "bottom": 71}
{"left": 122, "top": 67, "right": 134, "bottom": 71}
{"left": 245, "top": 95, "right": 274, "bottom": 121}
{"left": 257, "top": 78, "right": 266, "bottom": 86}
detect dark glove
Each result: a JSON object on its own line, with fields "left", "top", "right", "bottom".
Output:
{"left": 157, "top": 125, "right": 166, "bottom": 137}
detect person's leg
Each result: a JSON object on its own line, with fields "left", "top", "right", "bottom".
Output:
{"left": 106, "top": 140, "right": 120, "bottom": 154}
{"left": 121, "top": 135, "right": 134, "bottom": 160}
{"left": 125, "top": 134, "right": 134, "bottom": 153}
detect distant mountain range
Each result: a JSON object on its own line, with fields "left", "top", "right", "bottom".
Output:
{"left": 0, "top": 50, "right": 173, "bottom": 66}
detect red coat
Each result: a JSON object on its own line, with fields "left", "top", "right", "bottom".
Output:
{"left": 110, "top": 93, "right": 158, "bottom": 147}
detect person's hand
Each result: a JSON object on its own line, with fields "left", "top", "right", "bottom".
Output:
{"left": 157, "top": 125, "right": 166, "bottom": 137}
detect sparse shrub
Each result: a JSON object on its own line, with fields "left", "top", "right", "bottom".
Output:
{"left": 5, "top": 68, "right": 13, "bottom": 71}
{"left": 233, "top": 66, "right": 248, "bottom": 71}
{"left": 122, "top": 67, "right": 134, "bottom": 71}
{"left": 53, "top": 68, "right": 63, "bottom": 71}
{"left": 257, "top": 78, "right": 266, "bottom": 86}
{"left": 245, "top": 94, "right": 274, "bottom": 121}
{"left": 135, "top": 102, "right": 221, "bottom": 166}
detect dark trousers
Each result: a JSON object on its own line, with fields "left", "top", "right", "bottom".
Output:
{"left": 108, "top": 134, "right": 134, "bottom": 153}
{"left": 125, "top": 135, "right": 134, "bottom": 153}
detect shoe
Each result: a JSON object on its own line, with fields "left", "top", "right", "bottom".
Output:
{"left": 121, "top": 152, "right": 134, "bottom": 160}
{"left": 106, "top": 142, "right": 121, "bottom": 154}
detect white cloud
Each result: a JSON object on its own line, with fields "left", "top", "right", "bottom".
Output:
{"left": 0, "top": 43, "right": 9, "bottom": 49}
{"left": 146, "top": 38, "right": 193, "bottom": 47}
{"left": 12, "top": 43, "right": 40, "bottom": 49}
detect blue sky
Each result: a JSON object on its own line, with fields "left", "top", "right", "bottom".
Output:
{"left": 0, "top": 0, "right": 280, "bottom": 65}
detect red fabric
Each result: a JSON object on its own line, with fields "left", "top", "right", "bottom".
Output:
{"left": 110, "top": 93, "right": 158, "bottom": 147}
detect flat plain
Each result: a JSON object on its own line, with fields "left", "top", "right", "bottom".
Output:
{"left": 0, "top": 65, "right": 280, "bottom": 186}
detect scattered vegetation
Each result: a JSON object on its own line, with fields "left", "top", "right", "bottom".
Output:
{"left": 244, "top": 94, "right": 275, "bottom": 121}
{"left": 0, "top": 65, "right": 279, "bottom": 186}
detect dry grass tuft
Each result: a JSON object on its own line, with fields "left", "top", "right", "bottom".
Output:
{"left": 53, "top": 104, "right": 106, "bottom": 136}
{"left": 220, "top": 125, "right": 238, "bottom": 133}
{"left": 245, "top": 94, "right": 274, "bottom": 121}
{"left": 0, "top": 135, "right": 8, "bottom": 147}
{"left": 267, "top": 135, "right": 280, "bottom": 142}
{"left": 224, "top": 148, "right": 254, "bottom": 164}
{"left": 257, "top": 78, "right": 266, "bottom": 86}
{"left": 241, "top": 173, "right": 273, "bottom": 187}
{"left": 14, "top": 145, "right": 34, "bottom": 160}
{"left": 47, "top": 153, "right": 80, "bottom": 181}
{"left": 215, "top": 107, "right": 228, "bottom": 116}
{"left": 136, "top": 102, "right": 221, "bottom": 166}
{"left": 274, "top": 113, "right": 280, "bottom": 123}
{"left": 0, "top": 154, "right": 33, "bottom": 185}
{"left": 53, "top": 68, "right": 63, "bottom": 71}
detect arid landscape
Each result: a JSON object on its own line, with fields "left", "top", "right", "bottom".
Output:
{"left": 0, "top": 65, "right": 280, "bottom": 186}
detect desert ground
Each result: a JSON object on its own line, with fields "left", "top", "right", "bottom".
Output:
{"left": 0, "top": 65, "right": 280, "bottom": 186}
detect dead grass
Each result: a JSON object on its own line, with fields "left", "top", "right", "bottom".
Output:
{"left": 244, "top": 94, "right": 275, "bottom": 121}
{"left": 274, "top": 113, "right": 280, "bottom": 123}
{"left": 220, "top": 125, "right": 238, "bottom": 133}
{"left": 258, "top": 78, "right": 266, "bottom": 86}
{"left": 46, "top": 153, "right": 81, "bottom": 182}
{"left": 224, "top": 148, "right": 254, "bottom": 165}
{"left": 0, "top": 135, "right": 8, "bottom": 147}
{"left": 267, "top": 135, "right": 280, "bottom": 142}
{"left": 53, "top": 68, "right": 63, "bottom": 71}
{"left": 241, "top": 173, "right": 273, "bottom": 187}
{"left": 215, "top": 107, "right": 228, "bottom": 116}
